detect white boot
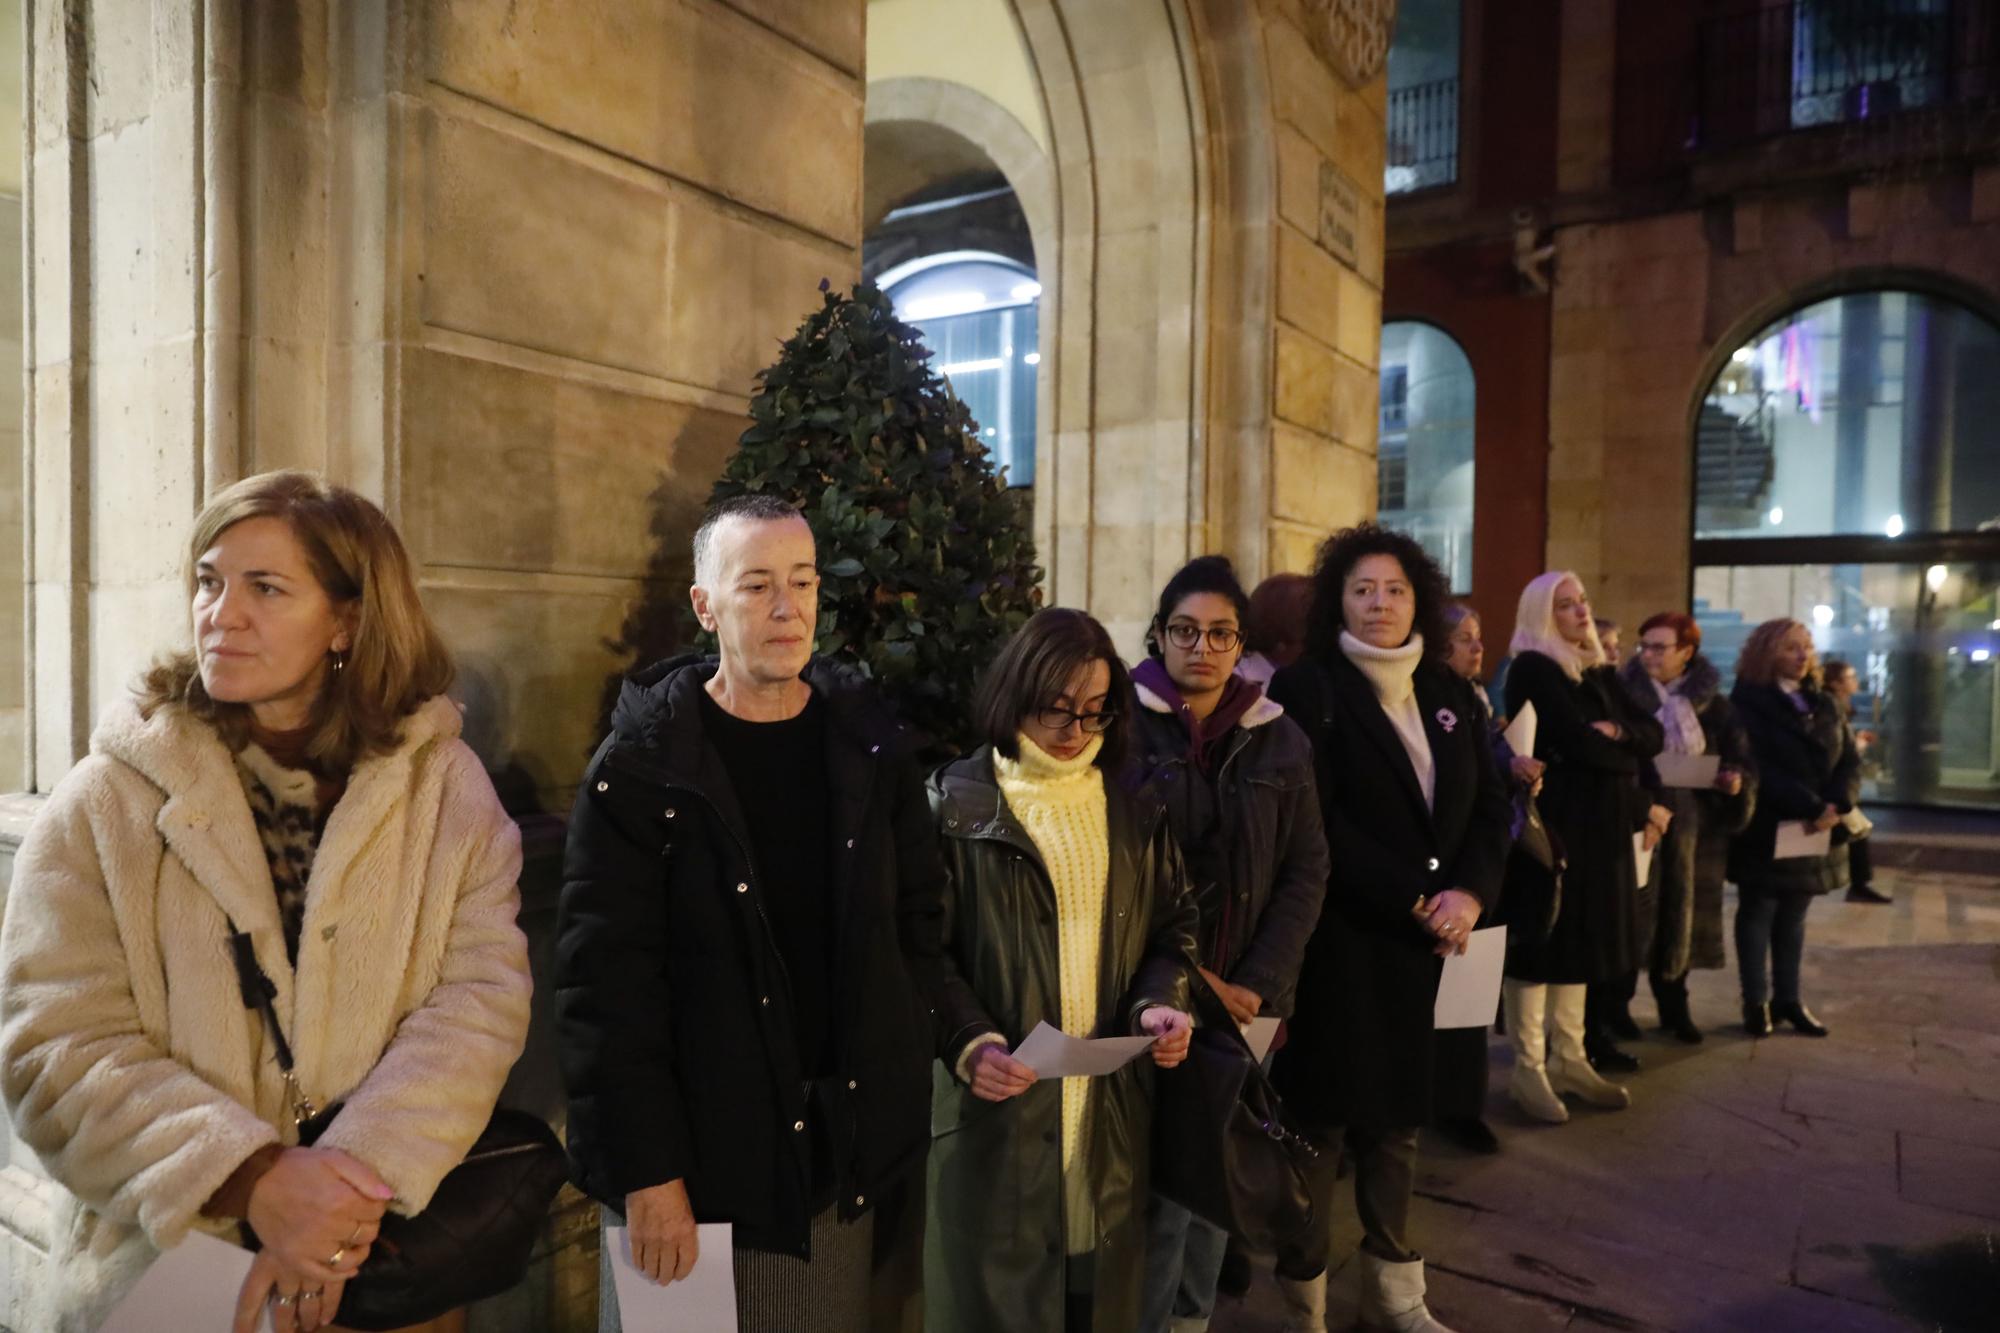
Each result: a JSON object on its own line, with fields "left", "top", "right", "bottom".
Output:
{"left": 1547, "top": 983, "right": 1630, "bottom": 1109}
{"left": 1358, "top": 1252, "right": 1458, "bottom": 1332}
{"left": 1502, "top": 980, "right": 1568, "bottom": 1123}
{"left": 1274, "top": 1271, "right": 1327, "bottom": 1332}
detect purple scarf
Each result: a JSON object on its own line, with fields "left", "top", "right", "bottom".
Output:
{"left": 1133, "top": 658, "right": 1263, "bottom": 774}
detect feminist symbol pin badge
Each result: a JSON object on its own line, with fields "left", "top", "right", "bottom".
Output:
{"left": 1436, "top": 708, "right": 1458, "bottom": 733}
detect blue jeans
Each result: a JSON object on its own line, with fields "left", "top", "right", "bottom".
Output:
{"left": 1139, "top": 1194, "right": 1230, "bottom": 1332}
{"left": 1735, "top": 890, "right": 1813, "bottom": 1005}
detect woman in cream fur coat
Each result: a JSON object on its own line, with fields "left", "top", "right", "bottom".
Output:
{"left": 0, "top": 471, "right": 531, "bottom": 1333}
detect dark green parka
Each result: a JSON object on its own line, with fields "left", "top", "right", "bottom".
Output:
{"left": 921, "top": 748, "right": 1199, "bottom": 1333}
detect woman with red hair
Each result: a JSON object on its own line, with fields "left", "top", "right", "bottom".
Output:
{"left": 1616, "top": 613, "right": 1757, "bottom": 1043}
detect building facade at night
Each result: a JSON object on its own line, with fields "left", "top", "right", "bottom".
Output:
{"left": 1382, "top": 0, "right": 2000, "bottom": 811}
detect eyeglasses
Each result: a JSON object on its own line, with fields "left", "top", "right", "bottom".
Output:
{"left": 1037, "top": 705, "right": 1117, "bottom": 734}
{"left": 1162, "top": 623, "right": 1243, "bottom": 653}
{"left": 1638, "top": 640, "right": 1683, "bottom": 655}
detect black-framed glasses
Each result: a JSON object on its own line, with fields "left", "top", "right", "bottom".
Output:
{"left": 1037, "top": 705, "right": 1117, "bottom": 734}
{"left": 1162, "top": 623, "right": 1243, "bottom": 653}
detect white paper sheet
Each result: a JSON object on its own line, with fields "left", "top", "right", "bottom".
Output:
{"left": 1240, "top": 1015, "right": 1282, "bottom": 1063}
{"left": 101, "top": 1230, "right": 267, "bottom": 1333}
{"left": 1011, "top": 1021, "right": 1158, "bottom": 1077}
{"left": 1775, "top": 822, "right": 1833, "bottom": 859}
{"left": 1633, "top": 830, "right": 1654, "bottom": 885}
{"left": 1502, "top": 701, "right": 1537, "bottom": 759}
{"left": 1433, "top": 926, "right": 1507, "bottom": 1029}
{"left": 606, "top": 1223, "right": 739, "bottom": 1332}
{"left": 1653, "top": 752, "right": 1721, "bottom": 789}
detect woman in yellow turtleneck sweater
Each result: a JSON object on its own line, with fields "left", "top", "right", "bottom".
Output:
{"left": 923, "top": 609, "right": 1200, "bottom": 1333}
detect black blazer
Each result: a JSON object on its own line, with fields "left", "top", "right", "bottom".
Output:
{"left": 1268, "top": 648, "right": 1511, "bottom": 1129}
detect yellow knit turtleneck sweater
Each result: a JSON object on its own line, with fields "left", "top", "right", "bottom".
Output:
{"left": 993, "top": 730, "right": 1109, "bottom": 1256}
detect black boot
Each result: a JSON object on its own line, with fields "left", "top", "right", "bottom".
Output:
{"left": 1587, "top": 985, "right": 1641, "bottom": 1070}
{"left": 1215, "top": 1240, "right": 1251, "bottom": 1298}
{"left": 1651, "top": 975, "right": 1704, "bottom": 1044}
{"left": 1845, "top": 883, "right": 1891, "bottom": 904}
{"left": 1609, "top": 972, "right": 1643, "bottom": 1041}
{"left": 1772, "top": 1000, "right": 1830, "bottom": 1037}
{"left": 1743, "top": 1001, "right": 1772, "bottom": 1037}
{"left": 1586, "top": 1030, "right": 1642, "bottom": 1072}
{"left": 1436, "top": 1116, "right": 1502, "bottom": 1154}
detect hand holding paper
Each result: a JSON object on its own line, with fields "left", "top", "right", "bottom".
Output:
{"left": 1011, "top": 1021, "right": 1157, "bottom": 1077}
{"left": 1434, "top": 926, "right": 1506, "bottom": 1028}
{"left": 1774, "top": 821, "right": 1832, "bottom": 859}
{"left": 1653, "top": 753, "right": 1720, "bottom": 788}
{"left": 1502, "top": 702, "right": 1537, "bottom": 760}
{"left": 607, "top": 1224, "right": 738, "bottom": 1331}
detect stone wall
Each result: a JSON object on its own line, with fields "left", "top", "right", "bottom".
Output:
{"left": 10, "top": 2, "right": 866, "bottom": 1327}
{"left": 1543, "top": 170, "right": 2000, "bottom": 633}
{"left": 1259, "top": 0, "right": 1388, "bottom": 576}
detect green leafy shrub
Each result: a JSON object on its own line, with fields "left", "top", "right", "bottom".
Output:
{"left": 701, "top": 280, "right": 1043, "bottom": 756}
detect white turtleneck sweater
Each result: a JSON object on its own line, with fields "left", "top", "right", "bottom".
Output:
{"left": 991, "top": 731, "right": 1109, "bottom": 1255}
{"left": 1341, "top": 629, "right": 1436, "bottom": 809}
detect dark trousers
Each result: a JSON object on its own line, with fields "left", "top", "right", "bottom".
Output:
{"left": 1273, "top": 1125, "right": 1422, "bottom": 1280}
{"left": 1429, "top": 1026, "right": 1490, "bottom": 1122}
{"left": 1735, "top": 891, "right": 1814, "bottom": 1005}
{"left": 1850, "top": 836, "right": 1874, "bottom": 890}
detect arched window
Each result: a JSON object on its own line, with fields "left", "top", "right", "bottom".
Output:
{"left": 1692, "top": 286, "right": 2000, "bottom": 810}
{"left": 880, "top": 252, "right": 1039, "bottom": 489}
{"left": 1378, "top": 321, "right": 1475, "bottom": 593}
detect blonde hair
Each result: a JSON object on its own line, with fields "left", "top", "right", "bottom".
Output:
{"left": 1735, "top": 617, "right": 1818, "bottom": 688}
{"left": 137, "top": 471, "right": 454, "bottom": 771}
{"left": 1509, "top": 570, "right": 1604, "bottom": 682}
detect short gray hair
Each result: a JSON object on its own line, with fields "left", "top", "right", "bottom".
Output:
{"left": 691, "top": 493, "right": 807, "bottom": 588}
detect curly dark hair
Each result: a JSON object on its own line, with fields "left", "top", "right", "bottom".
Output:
{"left": 1303, "top": 522, "right": 1454, "bottom": 664}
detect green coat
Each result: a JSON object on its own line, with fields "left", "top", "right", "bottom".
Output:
{"left": 922, "top": 748, "right": 1199, "bottom": 1333}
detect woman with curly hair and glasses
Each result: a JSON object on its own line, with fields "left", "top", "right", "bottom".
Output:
{"left": 923, "top": 608, "right": 1200, "bottom": 1333}
{"left": 1265, "top": 526, "right": 1511, "bottom": 1333}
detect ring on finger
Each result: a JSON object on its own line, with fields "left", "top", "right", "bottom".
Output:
{"left": 273, "top": 1293, "right": 298, "bottom": 1307}
{"left": 346, "top": 1222, "right": 366, "bottom": 1247}
{"left": 328, "top": 1245, "right": 347, "bottom": 1268}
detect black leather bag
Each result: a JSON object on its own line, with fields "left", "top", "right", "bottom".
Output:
{"left": 1150, "top": 974, "right": 1318, "bottom": 1250}
{"left": 228, "top": 927, "right": 568, "bottom": 1330}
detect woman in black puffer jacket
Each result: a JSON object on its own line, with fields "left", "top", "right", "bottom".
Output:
{"left": 1727, "top": 618, "right": 1858, "bottom": 1039}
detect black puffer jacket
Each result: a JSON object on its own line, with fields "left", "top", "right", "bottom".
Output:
{"left": 555, "top": 656, "right": 944, "bottom": 1256}
{"left": 1131, "top": 682, "right": 1329, "bottom": 1018}
{"left": 1729, "top": 679, "right": 1858, "bottom": 897}
{"left": 922, "top": 749, "right": 1198, "bottom": 1333}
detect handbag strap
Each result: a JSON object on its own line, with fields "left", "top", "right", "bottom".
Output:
{"left": 226, "top": 919, "right": 319, "bottom": 1128}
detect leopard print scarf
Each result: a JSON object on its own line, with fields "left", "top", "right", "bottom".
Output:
{"left": 234, "top": 744, "right": 329, "bottom": 964}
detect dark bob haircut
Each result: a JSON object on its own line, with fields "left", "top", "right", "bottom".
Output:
{"left": 973, "top": 607, "right": 1137, "bottom": 769}
{"left": 1146, "top": 555, "right": 1250, "bottom": 659}
{"left": 1304, "top": 522, "right": 1453, "bottom": 665}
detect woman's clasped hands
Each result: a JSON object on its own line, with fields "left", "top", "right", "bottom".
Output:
{"left": 233, "top": 1146, "right": 395, "bottom": 1333}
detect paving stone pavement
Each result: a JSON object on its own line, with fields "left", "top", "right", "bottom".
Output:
{"left": 1210, "top": 863, "right": 2000, "bottom": 1333}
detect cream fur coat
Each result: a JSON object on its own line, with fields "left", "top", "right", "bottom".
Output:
{"left": 0, "top": 695, "right": 532, "bottom": 1332}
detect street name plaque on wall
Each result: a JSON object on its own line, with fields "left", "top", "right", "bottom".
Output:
{"left": 1304, "top": 0, "right": 1397, "bottom": 89}
{"left": 1318, "top": 161, "right": 1362, "bottom": 266}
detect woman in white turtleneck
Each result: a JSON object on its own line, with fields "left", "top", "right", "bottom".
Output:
{"left": 1265, "top": 527, "right": 1511, "bottom": 1333}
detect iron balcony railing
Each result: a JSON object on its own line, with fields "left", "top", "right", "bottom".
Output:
{"left": 1385, "top": 76, "right": 1460, "bottom": 195}
{"left": 1617, "top": 0, "right": 1998, "bottom": 178}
